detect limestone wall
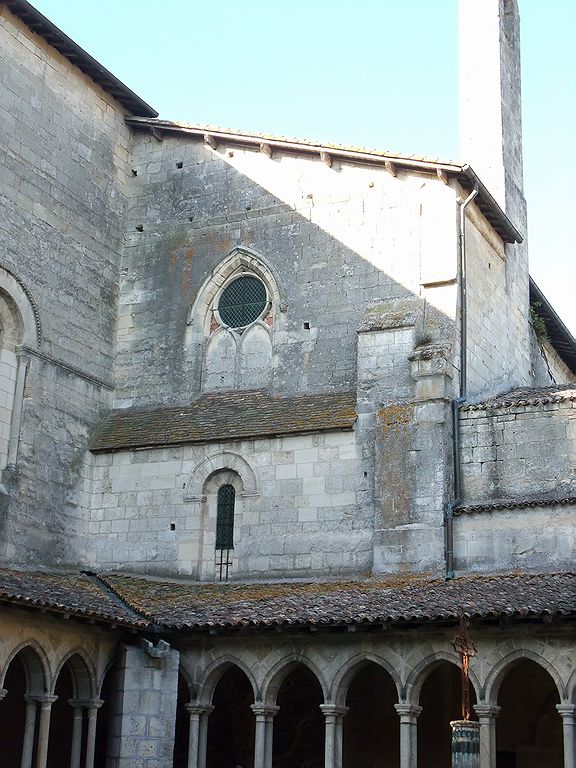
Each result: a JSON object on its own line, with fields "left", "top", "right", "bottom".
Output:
{"left": 530, "top": 332, "right": 576, "bottom": 386}
{"left": 0, "top": 7, "right": 130, "bottom": 564}
{"left": 89, "top": 429, "right": 371, "bottom": 579}
{"left": 460, "top": 397, "right": 575, "bottom": 501}
{"left": 464, "top": 202, "right": 531, "bottom": 397}
{"left": 455, "top": 395, "right": 576, "bottom": 572}
{"left": 115, "top": 131, "right": 460, "bottom": 408}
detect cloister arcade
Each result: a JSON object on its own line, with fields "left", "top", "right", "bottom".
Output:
{"left": 0, "top": 633, "right": 574, "bottom": 768}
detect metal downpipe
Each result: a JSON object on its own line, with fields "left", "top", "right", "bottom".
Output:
{"left": 445, "top": 188, "right": 478, "bottom": 580}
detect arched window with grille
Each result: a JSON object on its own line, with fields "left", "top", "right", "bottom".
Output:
{"left": 215, "top": 484, "right": 235, "bottom": 581}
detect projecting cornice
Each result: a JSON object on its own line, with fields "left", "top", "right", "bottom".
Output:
{"left": 125, "top": 117, "right": 524, "bottom": 245}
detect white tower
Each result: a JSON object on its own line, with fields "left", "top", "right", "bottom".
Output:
{"left": 459, "top": 0, "right": 525, "bottom": 226}
{"left": 459, "top": 0, "right": 531, "bottom": 387}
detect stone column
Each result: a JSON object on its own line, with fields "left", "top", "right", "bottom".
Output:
{"left": 21, "top": 696, "right": 39, "bottom": 768}
{"left": 185, "top": 703, "right": 214, "bottom": 768}
{"left": 251, "top": 703, "right": 279, "bottom": 768}
{"left": 473, "top": 704, "right": 500, "bottom": 768}
{"left": 84, "top": 699, "right": 103, "bottom": 768}
{"left": 395, "top": 703, "right": 421, "bottom": 768}
{"left": 320, "top": 704, "right": 348, "bottom": 768}
{"left": 198, "top": 704, "right": 214, "bottom": 768}
{"left": 34, "top": 694, "right": 58, "bottom": 768}
{"left": 68, "top": 701, "right": 84, "bottom": 768}
{"left": 7, "top": 350, "right": 30, "bottom": 469}
{"left": 556, "top": 704, "right": 576, "bottom": 768}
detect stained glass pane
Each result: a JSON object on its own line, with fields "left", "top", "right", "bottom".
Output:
{"left": 218, "top": 276, "right": 267, "bottom": 328}
{"left": 216, "top": 484, "right": 235, "bottom": 549}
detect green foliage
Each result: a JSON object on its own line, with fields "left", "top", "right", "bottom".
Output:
{"left": 529, "top": 302, "right": 548, "bottom": 343}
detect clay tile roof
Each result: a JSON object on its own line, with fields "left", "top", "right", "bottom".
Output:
{"left": 91, "top": 391, "right": 357, "bottom": 452}
{"left": 462, "top": 384, "right": 576, "bottom": 411}
{"left": 455, "top": 492, "right": 576, "bottom": 514}
{"left": 101, "top": 572, "right": 576, "bottom": 630}
{"left": 0, "top": 567, "right": 149, "bottom": 627}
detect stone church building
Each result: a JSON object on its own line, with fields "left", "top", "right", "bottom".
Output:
{"left": 0, "top": 0, "right": 575, "bottom": 766}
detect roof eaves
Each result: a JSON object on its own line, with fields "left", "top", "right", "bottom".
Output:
{"left": 0, "top": 593, "right": 149, "bottom": 629}
{"left": 3, "top": 0, "right": 158, "bottom": 117}
{"left": 529, "top": 277, "right": 576, "bottom": 374}
{"left": 125, "top": 118, "right": 522, "bottom": 244}
{"left": 457, "top": 164, "right": 523, "bottom": 245}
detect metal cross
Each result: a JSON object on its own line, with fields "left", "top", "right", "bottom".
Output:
{"left": 452, "top": 615, "right": 477, "bottom": 720}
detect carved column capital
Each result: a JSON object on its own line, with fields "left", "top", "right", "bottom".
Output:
{"left": 556, "top": 704, "right": 576, "bottom": 721}
{"left": 0, "top": 688, "right": 7, "bottom": 701}
{"left": 28, "top": 693, "right": 58, "bottom": 706}
{"left": 319, "top": 704, "right": 349, "bottom": 718}
{"left": 394, "top": 703, "right": 422, "bottom": 720}
{"left": 251, "top": 702, "right": 279, "bottom": 718}
{"left": 69, "top": 698, "right": 104, "bottom": 710}
{"left": 473, "top": 704, "right": 501, "bottom": 719}
{"left": 185, "top": 702, "right": 214, "bottom": 717}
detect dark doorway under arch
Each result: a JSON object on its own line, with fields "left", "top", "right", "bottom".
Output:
{"left": 94, "top": 660, "right": 123, "bottom": 768}
{"left": 273, "top": 665, "right": 324, "bottom": 768}
{"left": 173, "top": 673, "right": 191, "bottom": 768}
{"left": 2, "top": 655, "right": 28, "bottom": 768}
{"left": 418, "top": 661, "right": 477, "bottom": 768}
{"left": 343, "top": 662, "right": 399, "bottom": 768}
{"left": 496, "top": 659, "right": 562, "bottom": 768}
{"left": 46, "top": 663, "right": 75, "bottom": 768}
{"left": 206, "top": 666, "right": 255, "bottom": 768}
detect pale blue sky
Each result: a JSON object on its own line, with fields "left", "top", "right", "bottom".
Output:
{"left": 32, "top": 0, "right": 576, "bottom": 335}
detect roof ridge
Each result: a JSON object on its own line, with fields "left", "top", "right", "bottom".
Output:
{"left": 91, "top": 571, "right": 163, "bottom": 627}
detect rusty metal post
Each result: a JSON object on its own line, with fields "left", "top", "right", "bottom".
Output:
{"left": 451, "top": 720, "right": 480, "bottom": 768}
{"left": 452, "top": 615, "right": 477, "bottom": 721}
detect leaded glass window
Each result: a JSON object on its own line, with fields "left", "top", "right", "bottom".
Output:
{"left": 215, "top": 484, "right": 235, "bottom": 550}
{"left": 217, "top": 276, "right": 267, "bottom": 328}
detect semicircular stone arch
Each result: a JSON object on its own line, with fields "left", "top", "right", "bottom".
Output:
{"left": 261, "top": 654, "right": 329, "bottom": 706}
{"left": 0, "top": 265, "right": 42, "bottom": 348}
{"left": 330, "top": 652, "right": 403, "bottom": 706}
{"left": 52, "top": 648, "right": 96, "bottom": 699}
{"left": 196, "top": 654, "right": 259, "bottom": 706}
{"left": 482, "top": 648, "right": 566, "bottom": 705}
{"left": 567, "top": 667, "right": 576, "bottom": 705}
{"left": 185, "top": 451, "right": 259, "bottom": 501}
{"left": 0, "top": 640, "right": 50, "bottom": 695}
{"left": 403, "top": 650, "right": 481, "bottom": 705}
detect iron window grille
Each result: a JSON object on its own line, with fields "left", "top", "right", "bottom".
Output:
{"left": 216, "top": 484, "right": 235, "bottom": 550}
{"left": 217, "top": 275, "right": 267, "bottom": 328}
{"left": 215, "top": 484, "right": 235, "bottom": 583}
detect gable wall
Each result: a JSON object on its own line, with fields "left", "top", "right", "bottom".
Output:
{"left": 115, "top": 132, "right": 460, "bottom": 408}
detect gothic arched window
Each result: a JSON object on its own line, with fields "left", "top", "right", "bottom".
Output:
{"left": 185, "top": 247, "right": 282, "bottom": 392}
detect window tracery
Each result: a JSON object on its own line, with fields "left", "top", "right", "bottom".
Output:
{"left": 185, "top": 248, "right": 281, "bottom": 393}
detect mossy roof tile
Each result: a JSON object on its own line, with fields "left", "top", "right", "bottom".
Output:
{"left": 91, "top": 391, "right": 357, "bottom": 452}
{"left": 101, "top": 572, "right": 576, "bottom": 630}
